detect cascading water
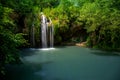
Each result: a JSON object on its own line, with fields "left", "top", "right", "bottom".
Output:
{"left": 40, "top": 13, "right": 54, "bottom": 48}
{"left": 49, "top": 18, "right": 54, "bottom": 48}
{"left": 31, "top": 20, "right": 35, "bottom": 47}
{"left": 41, "top": 13, "right": 48, "bottom": 48}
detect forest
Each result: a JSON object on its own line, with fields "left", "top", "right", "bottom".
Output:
{"left": 0, "top": 0, "right": 120, "bottom": 79}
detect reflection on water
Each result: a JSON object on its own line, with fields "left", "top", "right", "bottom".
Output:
{"left": 6, "top": 46, "right": 120, "bottom": 80}
{"left": 91, "top": 50, "right": 120, "bottom": 56}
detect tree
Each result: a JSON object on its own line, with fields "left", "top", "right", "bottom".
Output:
{"left": 0, "top": 3, "right": 27, "bottom": 79}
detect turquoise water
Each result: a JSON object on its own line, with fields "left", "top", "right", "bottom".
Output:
{"left": 6, "top": 46, "right": 120, "bottom": 80}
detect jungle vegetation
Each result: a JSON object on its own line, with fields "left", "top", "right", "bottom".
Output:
{"left": 0, "top": 0, "right": 120, "bottom": 79}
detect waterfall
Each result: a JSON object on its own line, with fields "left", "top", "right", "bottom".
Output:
{"left": 31, "top": 20, "right": 35, "bottom": 47}
{"left": 41, "top": 13, "right": 54, "bottom": 48}
{"left": 49, "top": 18, "right": 54, "bottom": 48}
{"left": 41, "top": 14, "right": 48, "bottom": 48}
{"left": 32, "top": 23, "right": 35, "bottom": 47}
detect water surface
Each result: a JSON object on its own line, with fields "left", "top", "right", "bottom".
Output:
{"left": 6, "top": 46, "right": 120, "bottom": 80}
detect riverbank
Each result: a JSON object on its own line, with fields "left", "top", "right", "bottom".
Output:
{"left": 75, "top": 42, "right": 87, "bottom": 47}
{"left": 60, "top": 41, "right": 87, "bottom": 47}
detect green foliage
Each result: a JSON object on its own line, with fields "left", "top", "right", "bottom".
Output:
{"left": 79, "top": 0, "right": 120, "bottom": 50}
{"left": 0, "top": 1, "right": 120, "bottom": 78}
{"left": 0, "top": 3, "right": 27, "bottom": 77}
{"left": 1, "top": 0, "right": 119, "bottom": 49}
{"left": 44, "top": 0, "right": 120, "bottom": 49}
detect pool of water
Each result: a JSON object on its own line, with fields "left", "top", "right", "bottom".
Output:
{"left": 6, "top": 46, "right": 120, "bottom": 80}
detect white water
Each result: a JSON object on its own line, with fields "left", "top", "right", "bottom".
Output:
{"left": 41, "top": 14, "right": 48, "bottom": 48}
{"left": 41, "top": 14, "right": 54, "bottom": 48}
{"left": 40, "top": 48, "right": 55, "bottom": 51}
{"left": 49, "top": 18, "right": 54, "bottom": 48}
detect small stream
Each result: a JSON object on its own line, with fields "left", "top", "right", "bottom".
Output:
{"left": 6, "top": 46, "right": 120, "bottom": 80}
